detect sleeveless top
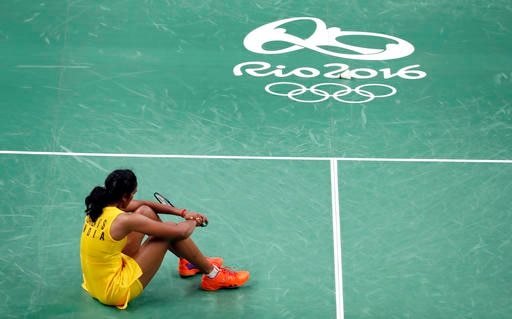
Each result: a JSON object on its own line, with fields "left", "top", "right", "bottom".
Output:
{"left": 80, "top": 206, "right": 142, "bottom": 308}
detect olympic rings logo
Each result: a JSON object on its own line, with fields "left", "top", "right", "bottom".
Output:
{"left": 264, "top": 82, "right": 397, "bottom": 104}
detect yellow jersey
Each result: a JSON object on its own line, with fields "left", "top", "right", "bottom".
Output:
{"left": 80, "top": 206, "right": 143, "bottom": 309}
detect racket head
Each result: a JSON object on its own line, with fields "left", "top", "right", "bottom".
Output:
{"left": 154, "top": 192, "right": 175, "bottom": 207}
{"left": 154, "top": 192, "right": 207, "bottom": 227}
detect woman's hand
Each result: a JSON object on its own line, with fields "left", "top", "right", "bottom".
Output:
{"left": 183, "top": 211, "right": 208, "bottom": 227}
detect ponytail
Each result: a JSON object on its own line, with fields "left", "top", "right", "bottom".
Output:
{"left": 85, "top": 169, "right": 137, "bottom": 222}
{"left": 85, "top": 186, "right": 109, "bottom": 222}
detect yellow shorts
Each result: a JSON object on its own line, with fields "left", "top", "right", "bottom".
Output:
{"left": 82, "top": 254, "right": 144, "bottom": 310}
{"left": 83, "top": 278, "right": 143, "bottom": 310}
{"left": 115, "top": 278, "right": 143, "bottom": 310}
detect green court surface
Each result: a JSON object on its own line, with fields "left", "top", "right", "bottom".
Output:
{"left": 1, "top": 1, "right": 511, "bottom": 318}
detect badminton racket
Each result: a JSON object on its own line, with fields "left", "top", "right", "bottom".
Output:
{"left": 154, "top": 192, "right": 208, "bottom": 227}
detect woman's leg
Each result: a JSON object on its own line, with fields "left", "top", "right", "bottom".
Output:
{"left": 131, "top": 236, "right": 171, "bottom": 287}
{"left": 169, "top": 237, "right": 214, "bottom": 273}
{"left": 122, "top": 205, "right": 214, "bottom": 287}
{"left": 122, "top": 205, "right": 162, "bottom": 257}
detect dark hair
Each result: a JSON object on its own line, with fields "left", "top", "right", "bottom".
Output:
{"left": 85, "top": 169, "right": 138, "bottom": 222}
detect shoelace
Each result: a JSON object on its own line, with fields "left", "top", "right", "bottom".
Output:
{"left": 219, "top": 266, "right": 237, "bottom": 280}
{"left": 217, "top": 266, "right": 241, "bottom": 287}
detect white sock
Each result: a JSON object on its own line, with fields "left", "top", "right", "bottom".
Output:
{"left": 206, "top": 265, "right": 220, "bottom": 279}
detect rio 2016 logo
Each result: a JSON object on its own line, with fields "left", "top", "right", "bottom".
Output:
{"left": 233, "top": 17, "right": 427, "bottom": 104}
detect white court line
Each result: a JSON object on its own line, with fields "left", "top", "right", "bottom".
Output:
{"left": 0, "top": 150, "right": 511, "bottom": 164}
{"left": 2, "top": 148, "right": 510, "bottom": 319}
{"left": 330, "top": 159, "right": 344, "bottom": 319}
{"left": 15, "top": 65, "right": 91, "bottom": 69}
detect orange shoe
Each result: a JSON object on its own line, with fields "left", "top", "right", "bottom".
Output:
{"left": 179, "top": 257, "right": 224, "bottom": 278}
{"left": 201, "top": 266, "right": 250, "bottom": 291}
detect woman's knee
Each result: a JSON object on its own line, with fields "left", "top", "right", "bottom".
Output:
{"left": 133, "top": 205, "right": 161, "bottom": 221}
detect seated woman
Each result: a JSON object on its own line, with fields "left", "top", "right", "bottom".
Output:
{"left": 80, "top": 169, "right": 250, "bottom": 309}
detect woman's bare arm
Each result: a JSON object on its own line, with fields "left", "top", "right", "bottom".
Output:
{"left": 123, "top": 199, "right": 209, "bottom": 226}
{"left": 111, "top": 212, "right": 198, "bottom": 241}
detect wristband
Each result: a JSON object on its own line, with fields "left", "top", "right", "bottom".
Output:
{"left": 180, "top": 209, "right": 187, "bottom": 218}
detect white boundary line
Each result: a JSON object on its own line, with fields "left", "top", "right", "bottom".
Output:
{"left": 0, "top": 150, "right": 511, "bottom": 164}
{"left": 2, "top": 149, "right": 511, "bottom": 319}
{"left": 15, "top": 65, "right": 91, "bottom": 69}
{"left": 330, "top": 159, "right": 344, "bottom": 319}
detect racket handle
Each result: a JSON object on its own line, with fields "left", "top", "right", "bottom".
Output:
{"left": 188, "top": 217, "right": 208, "bottom": 227}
